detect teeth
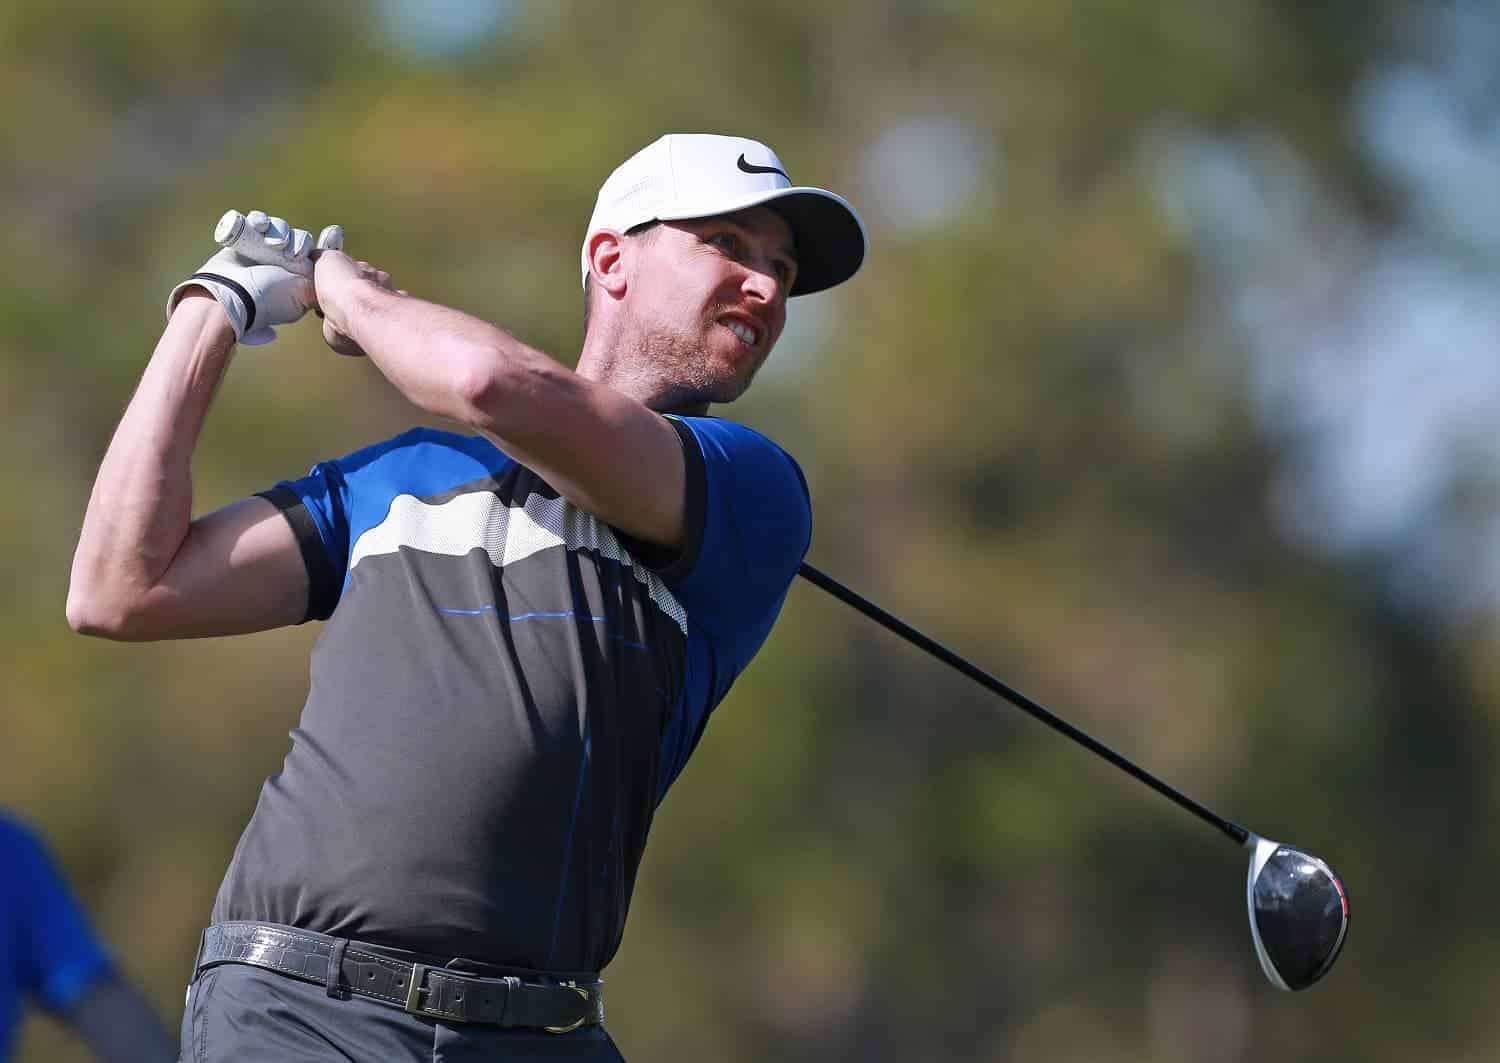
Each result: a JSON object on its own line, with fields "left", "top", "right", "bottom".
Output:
{"left": 726, "top": 321, "right": 756, "bottom": 345}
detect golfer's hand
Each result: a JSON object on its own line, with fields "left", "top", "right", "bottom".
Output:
{"left": 166, "top": 210, "right": 339, "bottom": 346}
{"left": 313, "top": 249, "right": 403, "bottom": 358}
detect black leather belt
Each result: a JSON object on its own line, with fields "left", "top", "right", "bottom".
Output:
{"left": 195, "top": 922, "right": 603, "bottom": 1033}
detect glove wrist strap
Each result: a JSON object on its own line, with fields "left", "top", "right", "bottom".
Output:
{"left": 187, "top": 272, "right": 256, "bottom": 333}
{"left": 166, "top": 275, "right": 251, "bottom": 341}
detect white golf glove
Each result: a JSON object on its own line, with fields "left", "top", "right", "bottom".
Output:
{"left": 166, "top": 210, "right": 344, "bottom": 345}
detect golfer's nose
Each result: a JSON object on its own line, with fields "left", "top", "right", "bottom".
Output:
{"left": 741, "top": 262, "right": 782, "bottom": 306}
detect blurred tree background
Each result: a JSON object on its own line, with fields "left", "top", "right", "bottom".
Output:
{"left": 4, "top": 0, "right": 1499, "bottom": 1059}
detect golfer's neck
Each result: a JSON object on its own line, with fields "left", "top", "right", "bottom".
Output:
{"left": 575, "top": 336, "right": 709, "bottom": 417}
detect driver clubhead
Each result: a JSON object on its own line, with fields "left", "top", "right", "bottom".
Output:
{"left": 1245, "top": 835, "right": 1349, "bottom": 991}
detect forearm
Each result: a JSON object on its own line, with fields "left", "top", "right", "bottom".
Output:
{"left": 319, "top": 265, "right": 686, "bottom": 547}
{"left": 334, "top": 282, "right": 563, "bottom": 434}
{"left": 63, "top": 977, "right": 177, "bottom": 1063}
{"left": 68, "top": 295, "right": 236, "bottom": 632}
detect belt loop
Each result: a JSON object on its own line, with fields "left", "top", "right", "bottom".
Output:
{"left": 325, "top": 938, "right": 349, "bottom": 998}
{"left": 190, "top": 928, "right": 208, "bottom": 983}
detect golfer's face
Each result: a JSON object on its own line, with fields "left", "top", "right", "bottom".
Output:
{"left": 632, "top": 206, "right": 797, "bottom": 398}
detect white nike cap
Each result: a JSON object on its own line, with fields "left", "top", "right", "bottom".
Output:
{"left": 581, "top": 133, "right": 867, "bottom": 297}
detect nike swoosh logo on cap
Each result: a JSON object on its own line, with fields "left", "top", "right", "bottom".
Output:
{"left": 737, "top": 154, "right": 791, "bottom": 181}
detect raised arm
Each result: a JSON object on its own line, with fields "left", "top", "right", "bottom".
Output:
{"left": 313, "top": 252, "right": 688, "bottom": 550}
{"left": 66, "top": 214, "right": 334, "bottom": 641}
{"left": 66, "top": 295, "right": 308, "bottom": 640}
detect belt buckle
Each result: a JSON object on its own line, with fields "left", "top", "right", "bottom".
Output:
{"left": 404, "top": 964, "right": 482, "bottom": 1023}
{"left": 404, "top": 964, "right": 433, "bottom": 1018}
{"left": 543, "top": 983, "right": 592, "bottom": 1034}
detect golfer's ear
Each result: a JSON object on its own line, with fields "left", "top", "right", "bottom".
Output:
{"left": 586, "top": 230, "right": 628, "bottom": 297}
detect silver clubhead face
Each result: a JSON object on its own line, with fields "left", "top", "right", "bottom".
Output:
{"left": 1245, "top": 835, "right": 1350, "bottom": 990}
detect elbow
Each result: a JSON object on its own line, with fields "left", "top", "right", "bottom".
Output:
{"left": 66, "top": 580, "right": 143, "bottom": 640}
{"left": 448, "top": 345, "right": 533, "bottom": 428}
{"left": 65, "top": 589, "right": 120, "bottom": 638}
{"left": 450, "top": 358, "right": 498, "bottom": 419}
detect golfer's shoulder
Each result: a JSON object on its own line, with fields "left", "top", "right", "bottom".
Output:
{"left": 318, "top": 427, "right": 512, "bottom": 488}
{"left": 669, "top": 414, "right": 805, "bottom": 484}
{"left": 339, "top": 426, "right": 499, "bottom": 463}
{"left": 667, "top": 416, "right": 811, "bottom": 576}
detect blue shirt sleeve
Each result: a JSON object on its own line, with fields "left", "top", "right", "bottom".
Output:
{"left": 259, "top": 458, "right": 351, "bottom": 621}
{"left": 4, "top": 819, "right": 113, "bottom": 1014}
{"left": 665, "top": 416, "right": 812, "bottom": 652}
{"left": 258, "top": 429, "right": 507, "bottom": 620}
{"left": 653, "top": 417, "right": 812, "bottom": 793}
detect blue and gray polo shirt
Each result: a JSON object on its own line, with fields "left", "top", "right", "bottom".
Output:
{"left": 211, "top": 416, "right": 810, "bottom": 975}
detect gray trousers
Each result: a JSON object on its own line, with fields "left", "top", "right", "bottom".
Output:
{"left": 180, "top": 963, "right": 627, "bottom": 1062}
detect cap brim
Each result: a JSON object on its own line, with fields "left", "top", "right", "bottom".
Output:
{"left": 655, "top": 186, "right": 867, "bottom": 297}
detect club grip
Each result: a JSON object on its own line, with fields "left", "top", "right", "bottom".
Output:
{"left": 214, "top": 210, "right": 309, "bottom": 266}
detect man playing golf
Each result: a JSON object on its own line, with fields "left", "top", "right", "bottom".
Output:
{"left": 67, "top": 133, "right": 865, "bottom": 1061}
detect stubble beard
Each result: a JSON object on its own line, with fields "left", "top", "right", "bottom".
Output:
{"left": 628, "top": 314, "right": 759, "bottom": 411}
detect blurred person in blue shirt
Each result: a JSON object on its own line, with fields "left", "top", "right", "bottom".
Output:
{"left": 1, "top": 813, "right": 175, "bottom": 1062}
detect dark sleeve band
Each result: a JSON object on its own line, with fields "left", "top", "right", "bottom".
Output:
{"left": 613, "top": 415, "right": 706, "bottom": 580}
{"left": 257, "top": 485, "right": 340, "bottom": 622}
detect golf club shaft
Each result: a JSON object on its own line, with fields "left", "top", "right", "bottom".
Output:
{"left": 797, "top": 562, "right": 1250, "bottom": 847}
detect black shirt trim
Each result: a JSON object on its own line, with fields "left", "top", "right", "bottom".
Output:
{"left": 612, "top": 415, "right": 706, "bottom": 581}
{"left": 257, "top": 484, "right": 340, "bottom": 622}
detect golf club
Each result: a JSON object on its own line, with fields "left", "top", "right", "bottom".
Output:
{"left": 797, "top": 561, "right": 1349, "bottom": 991}
{"left": 214, "top": 209, "right": 344, "bottom": 266}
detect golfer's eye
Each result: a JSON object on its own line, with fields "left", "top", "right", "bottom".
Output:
{"left": 708, "top": 232, "right": 740, "bottom": 255}
{"left": 773, "top": 259, "right": 794, "bottom": 286}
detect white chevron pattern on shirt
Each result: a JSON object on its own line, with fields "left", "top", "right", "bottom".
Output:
{"left": 348, "top": 489, "right": 688, "bottom": 634}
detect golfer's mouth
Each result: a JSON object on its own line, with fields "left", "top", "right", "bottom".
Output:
{"left": 719, "top": 317, "right": 761, "bottom": 348}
